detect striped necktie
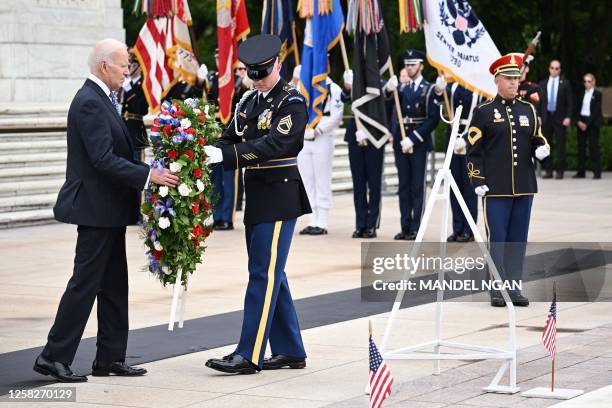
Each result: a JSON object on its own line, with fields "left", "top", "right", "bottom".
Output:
{"left": 109, "top": 91, "right": 122, "bottom": 116}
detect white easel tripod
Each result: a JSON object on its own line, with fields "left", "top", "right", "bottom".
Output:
{"left": 168, "top": 269, "right": 189, "bottom": 331}
{"left": 377, "top": 105, "right": 520, "bottom": 394}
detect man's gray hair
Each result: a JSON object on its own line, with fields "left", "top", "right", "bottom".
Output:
{"left": 88, "top": 39, "right": 127, "bottom": 72}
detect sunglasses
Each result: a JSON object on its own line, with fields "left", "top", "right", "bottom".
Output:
{"left": 236, "top": 67, "right": 247, "bottom": 71}
{"left": 584, "top": 80, "right": 593, "bottom": 83}
{"left": 550, "top": 67, "right": 560, "bottom": 70}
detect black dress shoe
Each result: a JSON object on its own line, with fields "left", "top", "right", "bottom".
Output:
{"left": 490, "top": 295, "right": 506, "bottom": 307}
{"left": 309, "top": 227, "right": 328, "bottom": 235}
{"left": 299, "top": 226, "right": 315, "bottom": 235}
{"left": 394, "top": 231, "right": 408, "bottom": 240}
{"left": 555, "top": 172, "right": 564, "bottom": 179}
{"left": 447, "top": 233, "right": 458, "bottom": 242}
{"left": 404, "top": 231, "right": 418, "bottom": 240}
{"left": 572, "top": 173, "right": 585, "bottom": 179}
{"left": 213, "top": 221, "right": 234, "bottom": 231}
{"left": 361, "top": 228, "right": 377, "bottom": 238}
{"left": 510, "top": 293, "right": 530, "bottom": 307}
{"left": 593, "top": 174, "right": 602, "bottom": 179}
{"left": 456, "top": 233, "right": 474, "bottom": 243}
{"left": 205, "top": 353, "right": 259, "bottom": 374}
{"left": 542, "top": 171, "right": 553, "bottom": 179}
{"left": 33, "top": 355, "right": 87, "bottom": 383}
{"left": 92, "top": 361, "right": 147, "bottom": 376}
{"left": 262, "top": 355, "right": 306, "bottom": 370}
{"left": 352, "top": 228, "right": 365, "bottom": 238}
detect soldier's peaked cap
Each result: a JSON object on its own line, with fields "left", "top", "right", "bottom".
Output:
{"left": 489, "top": 53, "right": 523, "bottom": 77}
{"left": 403, "top": 49, "right": 425, "bottom": 65}
{"left": 238, "top": 34, "right": 282, "bottom": 80}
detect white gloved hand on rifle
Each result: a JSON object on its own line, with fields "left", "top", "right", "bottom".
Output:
{"left": 400, "top": 136, "right": 414, "bottom": 151}
{"left": 475, "top": 185, "right": 489, "bottom": 197}
{"left": 343, "top": 70, "right": 353, "bottom": 87}
{"left": 535, "top": 145, "right": 550, "bottom": 161}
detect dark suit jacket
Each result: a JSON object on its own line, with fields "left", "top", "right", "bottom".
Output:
{"left": 538, "top": 77, "right": 573, "bottom": 124}
{"left": 54, "top": 79, "right": 150, "bottom": 227}
{"left": 576, "top": 88, "right": 604, "bottom": 129}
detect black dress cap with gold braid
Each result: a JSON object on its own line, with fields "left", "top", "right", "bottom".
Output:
{"left": 238, "top": 34, "right": 282, "bottom": 80}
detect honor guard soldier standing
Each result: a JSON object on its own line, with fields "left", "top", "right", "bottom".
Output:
{"left": 467, "top": 53, "right": 550, "bottom": 307}
{"left": 298, "top": 76, "right": 343, "bottom": 235}
{"left": 121, "top": 49, "right": 149, "bottom": 161}
{"left": 438, "top": 73, "right": 480, "bottom": 242}
{"left": 342, "top": 70, "right": 384, "bottom": 239}
{"left": 518, "top": 55, "right": 542, "bottom": 115}
{"left": 203, "top": 34, "right": 310, "bottom": 374}
{"left": 385, "top": 49, "right": 442, "bottom": 240}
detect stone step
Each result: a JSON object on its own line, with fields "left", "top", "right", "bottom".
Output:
{"left": 0, "top": 152, "right": 67, "bottom": 168}
{"left": 0, "top": 208, "right": 55, "bottom": 228}
{"left": 0, "top": 165, "right": 65, "bottom": 180}
{"left": 0, "top": 140, "right": 66, "bottom": 153}
{"left": 0, "top": 131, "right": 66, "bottom": 142}
{"left": 0, "top": 193, "right": 57, "bottom": 212}
{"left": 0, "top": 179, "right": 64, "bottom": 197}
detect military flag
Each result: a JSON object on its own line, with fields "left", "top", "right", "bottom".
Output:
{"left": 134, "top": 0, "right": 199, "bottom": 112}
{"left": 398, "top": 0, "right": 424, "bottom": 33}
{"left": 217, "top": 0, "right": 250, "bottom": 124}
{"left": 261, "top": 0, "right": 298, "bottom": 69}
{"left": 298, "top": 0, "right": 344, "bottom": 129}
{"left": 423, "top": 0, "right": 500, "bottom": 98}
{"left": 345, "top": 0, "right": 392, "bottom": 148}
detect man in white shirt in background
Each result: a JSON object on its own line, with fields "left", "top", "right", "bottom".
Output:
{"left": 574, "top": 73, "right": 604, "bottom": 179}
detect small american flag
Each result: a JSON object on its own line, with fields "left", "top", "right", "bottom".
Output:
{"left": 369, "top": 336, "right": 393, "bottom": 408}
{"left": 542, "top": 291, "right": 557, "bottom": 360}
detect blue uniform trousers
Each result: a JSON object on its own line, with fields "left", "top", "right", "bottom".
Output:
{"left": 450, "top": 154, "right": 478, "bottom": 235}
{"left": 484, "top": 196, "right": 533, "bottom": 295}
{"left": 348, "top": 142, "right": 384, "bottom": 229}
{"left": 211, "top": 166, "right": 237, "bottom": 223}
{"left": 393, "top": 144, "right": 428, "bottom": 233}
{"left": 235, "top": 219, "right": 306, "bottom": 368}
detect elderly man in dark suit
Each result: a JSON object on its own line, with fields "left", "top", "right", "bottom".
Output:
{"left": 538, "top": 60, "right": 573, "bottom": 179}
{"left": 574, "top": 73, "right": 604, "bottom": 179}
{"left": 33, "top": 39, "right": 179, "bottom": 382}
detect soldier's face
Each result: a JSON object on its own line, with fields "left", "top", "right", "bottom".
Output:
{"left": 404, "top": 63, "right": 422, "bottom": 79}
{"left": 252, "top": 59, "right": 281, "bottom": 92}
{"left": 495, "top": 75, "right": 519, "bottom": 99}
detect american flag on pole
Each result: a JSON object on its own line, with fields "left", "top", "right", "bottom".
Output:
{"left": 369, "top": 335, "right": 393, "bottom": 408}
{"left": 134, "top": 0, "right": 198, "bottom": 112}
{"left": 542, "top": 291, "right": 557, "bottom": 360}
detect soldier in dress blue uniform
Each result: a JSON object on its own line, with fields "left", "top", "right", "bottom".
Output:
{"left": 385, "top": 49, "right": 442, "bottom": 240}
{"left": 439, "top": 74, "right": 481, "bottom": 242}
{"left": 341, "top": 69, "right": 384, "bottom": 239}
{"left": 467, "top": 53, "right": 550, "bottom": 307}
{"left": 121, "top": 49, "right": 149, "bottom": 161}
{"left": 203, "top": 34, "right": 310, "bottom": 374}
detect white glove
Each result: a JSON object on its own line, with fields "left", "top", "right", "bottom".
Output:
{"left": 355, "top": 129, "right": 367, "bottom": 143}
{"left": 535, "top": 145, "right": 550, "bottom": 161}
{"left": 454, "top": 136, "right": 467, "bottom": 153}
{"left": 197, "top": 64, "right": 209, "bottom": 82}
{"left": 343, "top": 70, "right": 353, "bottom": 86}
{"left": 400, "top": 137, "right": 414, "bottom": 151}
{"left": 475, "top": 185, "right": 489, "bottom": 197}
{"left": 204, "top": 145, "right": 223, "bottom": 164}
{"left": 385, "top": 75, "right": 398, "bottom": 92}
{"left": 304, "top": 128, "right": 315, "bottom": 141}
{"left": 293, "top": 65, "right": 301, "bottom": 81}
{"left": 435, "top": 75, "right": 447, "bottom": 91}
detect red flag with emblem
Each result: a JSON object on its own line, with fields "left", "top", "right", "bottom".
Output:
{"left": 217, "top": 0, "right": 250, "bottom": 124}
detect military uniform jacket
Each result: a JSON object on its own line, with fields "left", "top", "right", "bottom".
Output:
{"left": 216, "top": 78, "right": 311, "bottom": 225}
{"left": 122, "top": 76, "right": 149, "bottom": 149}
{"left": 466, "top": 95, "right": 548, "bottom": 197}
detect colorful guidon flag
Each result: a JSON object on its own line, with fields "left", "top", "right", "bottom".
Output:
{"left": 369, "top": 335, "right": 393, "bottom": 408}
{"left": 423, "top": 0, "right": 500, "bottom": 98}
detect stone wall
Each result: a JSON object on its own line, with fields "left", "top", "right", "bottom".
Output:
{"left": 0, "top": 0, "right": 124, "bottom": 104}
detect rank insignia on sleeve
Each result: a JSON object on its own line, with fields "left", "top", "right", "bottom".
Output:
{"left": 519, "top": 115, "right": 530, "bottom": 126}
{"left": 277, "top": 115, "right": 292, "bottom": 135}
{"left": 467, "top": 126, "right": 482, "bottom": 145}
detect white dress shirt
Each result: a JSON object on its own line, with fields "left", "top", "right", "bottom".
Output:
{"left": 580, "top": 88, "right": 594, "bottom": 117}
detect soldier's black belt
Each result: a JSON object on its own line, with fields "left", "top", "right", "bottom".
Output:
{"left": 246, "top": 158, "right": 297, "bottom": 169}
{"left": 123, "top": 112, "right": 144, "bottom": 121}
{"left": 403, "top": 117, "right": 426, "bottom": 125}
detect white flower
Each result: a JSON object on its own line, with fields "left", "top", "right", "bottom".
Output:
{"left": 196, "top": 179, "right": 204, "bottom": 192}
{"left": 180, "top": 118, "right": 192, "bottom": 129}
{"left": 169, "top": 161, "right": 182, "bottom": 173}
{"left": 153, "top": 241, "right": 163, "bottom": 251}
{"left": 178, "top": 183, "right": 192, "bottom": 196}
{"left": 193, "top": 108, "right": 201, "bottom": 114}
{"left": 143, "top": 214, "right": 149, "bottom": 223}
{"left": 158, "top": 217, "right": 171, "bottom": 229}
{"left": 199, "top": 240, "right": 206, "bottom": 247}
{"left": 184, "top": 98, "right": 197, "bottom": 108}
{"left": 163, "top": 267, "right": 172, "bottom": 275}
{"left": 158, "top": 186, "right": 169, "bottom": 197}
